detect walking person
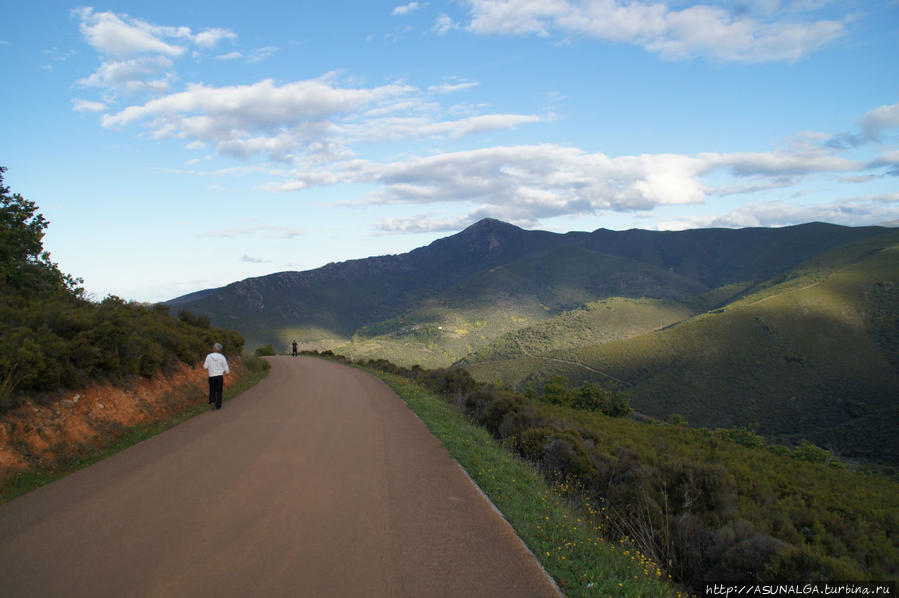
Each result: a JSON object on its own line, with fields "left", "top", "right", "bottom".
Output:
{"left": 204, "top": 342, "right": 230, "bottom": 409}
{"left": 291, "top": 339, "right": 298, "bottom": 357}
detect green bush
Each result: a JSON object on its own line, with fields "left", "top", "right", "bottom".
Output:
{"left": 254, "top": 344, "right": 277, "bottom": 357}
{"left": 0, "top": 165, "right": 245, "bottom": 407}
{"left": 351, "top": 354, "right": 899, "bottom": 594}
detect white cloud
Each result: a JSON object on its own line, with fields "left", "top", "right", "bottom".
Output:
{"left": 271, "top": 144, "right": 711, "bottom": 226}
{"left": 73, "top": 8, "right": 237, "bottom": 101}
{"left": 343, "top": 113, "right": 546, "bottom": 143}
{"left": 366, "top": 145, "right": 709, "bottom": 213}
{"left": 247, "top": 46, "right": 279, "bottom": 63}
{"left": 705, "top": 149, "right": 860, "bottom": 177}
{"left": 462, "top": 0, "right": 849, "bottom": 62}
{"left": 75, "top": 8, "right": 187, "bottom": 57}
{"left": 77, "top": 56, "right": 175, "bottom": 95}
{"left": 204, "top": 225, "right": 304, "bottom": 239}
{"left": 377, "top": 213, "right": 473, "bottom": 233}
{"left": 393, "top": 2, "right": 422, "bottom": 16}
{"left": 427, "top": 80, "right": 479, "bottom": 94}
{"left": 861, "top": 103, "right": 899, "bottom": 142}
{"left": 215, "top": 51, "right": 243, "bottom": 61}
{"left": 194, "top": 28, "right": 237, "bottom": 48}
{"left": 100, "top": 74, "right": 545, "bottom": 164}
{"left": 72, "top": 98, "right": 108, "bottom": 112}
{"left": 41, "top": 47, "right": 76, "bottom": 70}
{"left": 267, "top": 114, "right": 896, "bottom": 230}
{"left": 433, "top": 13, "right": 457, "bottom": 35}
{"left": 240, "top": 254, "right": 270, "bottom": 263}
{"left": 656, "top": 193, "right": 899, "bottom": 230}
{"left": 186, "top": 154, "right": 213, "bottom": 165}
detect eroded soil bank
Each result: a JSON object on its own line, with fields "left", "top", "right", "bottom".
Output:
{"left": 0, "top": 356, "right": 256, "bottom": 493}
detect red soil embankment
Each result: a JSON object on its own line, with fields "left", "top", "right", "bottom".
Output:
{"left": 0, "top": 357, "right": 252, "bottom": 488}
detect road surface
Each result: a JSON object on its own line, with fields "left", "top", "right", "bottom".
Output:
{"left": 0, "top": 356, "right": 560, "bottom": 597}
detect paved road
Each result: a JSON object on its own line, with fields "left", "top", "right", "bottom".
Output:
{"left": 0, "top": 357, "right": 560, "bottom": 597}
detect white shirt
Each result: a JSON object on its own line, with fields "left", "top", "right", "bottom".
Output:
{"left": 204, "top": 352, "right": 230, "bottom": 377}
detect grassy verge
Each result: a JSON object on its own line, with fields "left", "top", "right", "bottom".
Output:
{"left": 368, "top": 369, "right": 683, "bottom": 598}
{"left": 1, "top": 356, "right": 270, "bottom": 504}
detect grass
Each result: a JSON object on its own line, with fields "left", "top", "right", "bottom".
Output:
{"left": 368, "top": 369, "right": 683, "bottom": 597}
{"left": 0, "top": 356, "right": 270, "bottom": 504}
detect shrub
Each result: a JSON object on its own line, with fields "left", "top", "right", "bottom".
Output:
{"left": 254, "top": 344, "right": 277, "bottom": 357}
{"left": 602, "top": 391, "right": 632, "bottom": 417}
{"left": 352, "top": 353, "right": 899, "bottom": 595}
{"left": 542, "top": 374, "right": 570, "bottom": 405}
{"left": 570, "top": 381, "right": 606, "bottom": 411}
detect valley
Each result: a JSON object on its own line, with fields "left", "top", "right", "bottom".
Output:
{"left": 168, "top": 219, "right": 899, "bottom": 466}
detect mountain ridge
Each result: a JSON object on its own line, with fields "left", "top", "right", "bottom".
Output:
{"left": 167, "top": 218, "right": 893, "bottom": 349}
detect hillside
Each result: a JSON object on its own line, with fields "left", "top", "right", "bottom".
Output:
{"left": 335, "top": 246, "right": 705, "bottom": 367}
{"left": 167, "top": 218, "right": 888, "bottom": 354}
{"left": 168, "top": 218, "right": 897, "bottom": 462}
{"left": 465, "top": 231, "right": 899, "bottom": 464}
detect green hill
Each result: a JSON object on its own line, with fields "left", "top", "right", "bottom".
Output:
{"left": 334, "top": 246, "right": 704, "bottom": 367}
{"left": 465, "top": 231, "right": 899, "bottom": 464}
{"left": 459, "top": 297, "right": 694, "bottom": 365}
{"left": 168, "top": 217, "right": 897, "bottom": 462}
{"left": 168, "top": 219, "right": 888, "bottom": 353}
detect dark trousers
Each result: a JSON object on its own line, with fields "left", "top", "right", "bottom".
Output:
{"left": 208, "top": 375, "right": 224, "bottom": 408}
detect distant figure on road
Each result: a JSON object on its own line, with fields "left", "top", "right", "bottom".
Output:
{"left": 291, "top": 339, "right": 298, "bottom": 357}
{"left": 204, "top": 343, "right": 230, "bottom": 410}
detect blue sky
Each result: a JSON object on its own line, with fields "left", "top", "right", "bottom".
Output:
{"left": 2, "top": 1, "right": 897, "bottom": 302}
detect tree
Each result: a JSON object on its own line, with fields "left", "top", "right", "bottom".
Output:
{"left": 0, "top": 165, "right": 81, "bottom": 293}
{"left": 571, "top": 381, "right": 607, "bottom": 411}
{"left": 543, "top": 374, "right": 570, "bottom": 405}
{"left": 0, "top": 165, "right": 48, "bottom": 283}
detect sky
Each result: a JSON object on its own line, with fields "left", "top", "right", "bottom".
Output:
{"left": 1, "top": 1, "right": 898, "bottom": 303}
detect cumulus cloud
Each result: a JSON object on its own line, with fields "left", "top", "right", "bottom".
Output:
{"left": 826, "top": 103, "right": 899, "bottom": 149}
{"left": 861, "top": 103, "right": 899, "bottom": 142}
{"left": 194, "top": 28, "right": 237, "bottom": 48}
{"left": 461, "top": 0, "right": 849, "bottom": 62}
{"left": 100, "top": 74, "right": 546, "bottom": 164}
{"left": 376, "top": 213, "right": 472, "bottom": 234}
{"left": 433, "top": 14, "right": 458, "bottom": 35}
{"left": 367, "top": 145, "right": 709, "bottom": 213}
{"left": 270, "top": 144, "right": 712, "bottom": 228}
{"left": 73, "top": 8, "right": 236, "bottom": 100}
{"left": 72, "top": 98, "right": 108, "bottom": 112}
{"left": 77, "top": 55, "right": 176, "bottom": 95}
{"left": 215, "top": 51, "right": 243, "bottom": 61}
{"left": 75, "top": 8, "right": 187, "bottom": 57}
{"left": 656, "top": 193, "right": 899, "bottom": 230}
{"left": 266, "top": 116, "right": 897, "bottom": 232}
{"left": 393, "top": 2, "right": 422, "bottom": 16}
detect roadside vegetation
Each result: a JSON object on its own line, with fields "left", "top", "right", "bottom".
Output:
{"left": 363, "top": 367, "right": 681, "bottom": 597}
{"left": 465, "top": 233, "right": 899, "bottom": 468}
{"left": 0, "top": 355, "right": 269, "bottom": 503}
{"left": 0, "top": 163, "right": 271, "bottom": 500}
{"left": 0, "top": 165, "right": 244, "bottom": 410}
{"left": 311, "top": 351, "right": 898, "bottom": 596}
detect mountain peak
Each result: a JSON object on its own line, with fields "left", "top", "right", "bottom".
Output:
{"left": 464, "top": 217, "right": 521, "bottom": 232}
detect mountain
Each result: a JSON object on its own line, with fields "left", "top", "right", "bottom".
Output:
{"left": 167, "top": 218, "right": 888, "bottom": 352}
{"left": 167, "top": 218, "right": 898, "bottom": 462}
{"left": 464, "top": 230, "right": 899, "bottom": 465}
